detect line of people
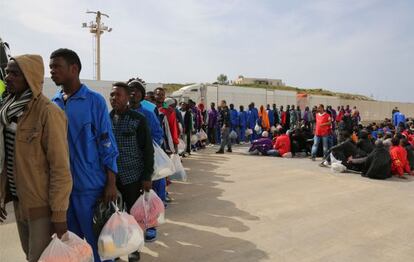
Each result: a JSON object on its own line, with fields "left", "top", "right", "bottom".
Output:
{"left": 0, "top": 49, "right": 191, "bottom": 262}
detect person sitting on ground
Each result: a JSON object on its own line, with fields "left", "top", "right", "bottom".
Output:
{"left": 348, "top": 140, "right": 392, "bottom": 180}
{"left": 268, "top": 129, "right": 291, "bottom": 157}
{"left": 290, "top": 126, "right": 310, "bottom": 156}
{"left": 324, "top": 131, "right": 359, "bottom": 168}
{"left": 248, "top": 131, "right": 273, "bottom": 155}
{"left": 390, "top": 137, "right": 412, "bottom": 178}
{"left": 356, "top": 129, "right": 374, "bottom": 156}
{"left": 401, "top": 137, "right": 414, "bottom": 171}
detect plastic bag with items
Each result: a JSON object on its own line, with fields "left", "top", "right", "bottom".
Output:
{"left": 61, "top": 231, "right": 94, "bottom": 262}
{"left": 169, "top": 154, "right": 187, "bottom": 182}
{"left": 330, "top": 153, "right": 347, "bottom": 173}
{"left": 38, "top": 234, "right": 79, "bottom": 262}
{"left": 178, "top": 139, "right": 186, "bottom": 154}
{"left": 191, "top": 134, "right": 199, "bottom": 145}
{"left": 93, "top": 195, "right": 124, "bottom": 238}
{"left": 152, "top": 142, "right": 175, "bottom": 181}
{"left": 197, "top": 129, "right": 208, "bottom": 141}
{"left": 130, "top": 189, "right": 165, "bottom": 230}
{"left": 245, "top": 129, "right": 253, "bottom": 136}
{"left": 254, "top": 122, "right": 262, "bottom": 134}
{"left": 229, "top": 130, "right": 238, "bottom": 140}
{"left": 98, "top": 210, "right": 144, "bottom": 260}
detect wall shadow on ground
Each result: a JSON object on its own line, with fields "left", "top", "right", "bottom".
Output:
{"left": 141, "top": 149, "right": 269, "bottom": 262}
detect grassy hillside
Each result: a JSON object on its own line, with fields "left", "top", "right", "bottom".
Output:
{"left": 163, "top": 83, "right": 189, "bottom": 94}
{"left": 162, "top": 83, "right": 373, "bottom": 101}
{"left": 234, "top": 84, "right": 374, "bottom": 101}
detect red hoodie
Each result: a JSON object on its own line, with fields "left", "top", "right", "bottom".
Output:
{"left": 273, "top": 134, "right": 291, "bottom": 156}
{"left": 159, "top": 106, "right": 179, "bottom": 145}
{"left": 390, "top": 145, "right": 410, "bottom": 176}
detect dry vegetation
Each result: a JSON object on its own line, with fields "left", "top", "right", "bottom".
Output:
{"left": 162, "top": 83, "right": 373, "bottom": 101}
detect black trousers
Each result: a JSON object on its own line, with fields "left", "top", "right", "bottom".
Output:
{"left": 186, "top": 132, "right": 192, "bottom": 153}
{"left": 116, "top": 180, "right": 142, "bottom": 212}
{"left": 208, "top": 127, "right": 216, "bottom": 144}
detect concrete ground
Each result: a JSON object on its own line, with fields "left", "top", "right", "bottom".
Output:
{"left": 1, "top": 145, "right": 414, "bottom": 261}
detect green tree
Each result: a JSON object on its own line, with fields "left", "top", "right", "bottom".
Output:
{"left": 217, "top": 74, "right": 229, "bottom": 85}
{"left": 217, "top": 74, "right": 228, "bottom": 85}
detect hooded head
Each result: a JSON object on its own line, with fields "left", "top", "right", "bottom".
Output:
{"left": 375, "top": 139, "right": 384, "bottom": 148}
{"left": 6, "top": 55, "right": 44, "bottom": 97}
{"left": 164, "top": 97, "right": 175, "bottom": 107}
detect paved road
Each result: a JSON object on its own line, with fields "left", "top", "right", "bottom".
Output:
{"left": 1, "top": 145, "right": 414, "bottom": 261}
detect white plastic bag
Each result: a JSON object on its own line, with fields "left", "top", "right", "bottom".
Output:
{"left": 197, "top": 129, "right": 208, "bottom": 141}
{"left": 38, "top": 234, "right": 78, "bottom": 262}
{"left": 191, "top": 134, "right": 199, "bottom": 145}
{"left": 178, "top": 139, "right": 186, "bottom": 154}
{"left": 245, "top": 129, "right": 253, "bottom": 136}
{"left": 229, "top": 130, "right": 238, "bottom": 140}
{"left": 169, "top": 154, "right": 187, "bottom": 182}
{"left": 130, "top": 190, "right": 165, "bottom": 230}
{"left": 330, "top": 153, "right": 346, "bottom": 173}
{"left": 152, "top": 142, "right": 175, "bottom": 181}
{"left": 62, "top": 231, "right": 94, "bottom": 262}
{"left": 98, "top": 211, "right": 144, "bottom": 260}
{"left": 254, "top": 122, "right": 262, "bottom": 134}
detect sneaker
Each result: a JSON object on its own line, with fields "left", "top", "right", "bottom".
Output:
{"left": 216, "top": 150, "right": 224, "bottom": 154}
{"left": 145, "top": 228, "right": 157, "bottom": 242}
{"left": 227, "top": 148, "right": 232, "bottom": 153}
{"left": 311, "top": 157, "right": 316, "bottom": 161}
{"left": 165, "top": 194, "right": 173, "bottom": 203}
{"left": 128, "top": 251, "right": 141, "bottom": 262}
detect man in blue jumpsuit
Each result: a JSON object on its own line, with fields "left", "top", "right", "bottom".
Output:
{"left": 238, "top": 105, "right": 248, "bottom": 143}
{"left": 50, "top": 49, "right": 118, "bottom": 262}
{"left": 247, "top": 103, "right": 259, "bottom": 142}
{"left": 229, "top": 103, "right": 239, "bottom": 143}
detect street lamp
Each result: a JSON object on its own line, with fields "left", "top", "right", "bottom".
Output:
{"left": 82, "top": 10, "right": 112, "bottom": 80}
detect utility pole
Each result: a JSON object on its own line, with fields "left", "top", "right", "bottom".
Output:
{"left": 82, "top": 11, "right": 112, "bottom": 80}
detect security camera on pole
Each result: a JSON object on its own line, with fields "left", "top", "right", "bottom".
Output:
{"left": 82, "top": 10, "right": 112, "bottom": 80}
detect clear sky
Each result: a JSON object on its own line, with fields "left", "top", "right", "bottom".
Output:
{"left": 1, "top": 0, "right": 413, "bottom": 102}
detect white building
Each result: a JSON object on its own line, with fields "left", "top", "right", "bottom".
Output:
{"left": 234, "top": 76, "right": 285, "bottom": 87}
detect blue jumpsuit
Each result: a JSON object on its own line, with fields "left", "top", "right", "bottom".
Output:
{"left": 53, "top": 85, "right": 119, "bottom": 262}
{"left": 238, "top": 111, "right": 248, "bottom": 142}
{"left": 247, "top": 108, "right": 259, "bottom": 142}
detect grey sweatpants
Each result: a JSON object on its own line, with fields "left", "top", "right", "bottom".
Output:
{"left": 219, "top": 127, "right": 232, "bottom": 151}
{"left": 14, "top": 201, "right": 52, "bottom": 262}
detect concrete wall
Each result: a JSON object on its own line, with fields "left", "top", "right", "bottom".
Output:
{"left": 43, "top": 77, "right": 162, "bottom": 108}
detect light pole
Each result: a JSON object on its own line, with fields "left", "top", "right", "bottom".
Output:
{"left": 82, "top": 11, "right": 112, "bottom": 80}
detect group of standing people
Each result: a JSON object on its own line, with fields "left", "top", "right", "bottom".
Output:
{"left": 0, "top": 49, "right": 188, "bottom": 262}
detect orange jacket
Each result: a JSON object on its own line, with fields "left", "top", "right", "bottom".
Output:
{"left": 259, "top": 106, "right": 270, "bottom": 131}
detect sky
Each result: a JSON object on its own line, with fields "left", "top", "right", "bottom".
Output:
{"left": 1, "top": 0, "right": 414, "bottom": 102}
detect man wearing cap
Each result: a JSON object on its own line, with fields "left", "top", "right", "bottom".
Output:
{"left": 128, "top": 78, "right": 164, "bottom": 146}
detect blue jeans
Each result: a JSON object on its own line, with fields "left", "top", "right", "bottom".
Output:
{"left": 311, "top": 135, "right": 329, "bottom": 158}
